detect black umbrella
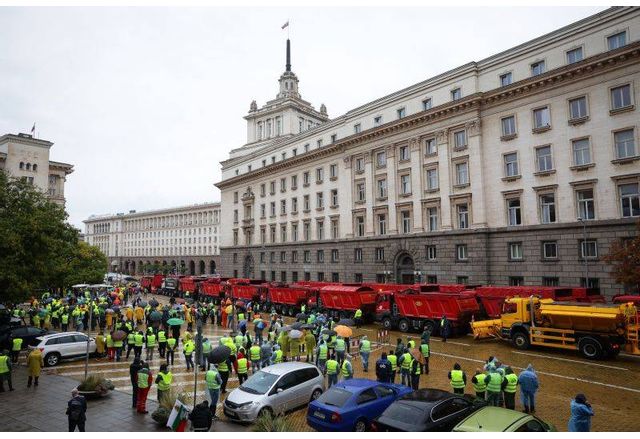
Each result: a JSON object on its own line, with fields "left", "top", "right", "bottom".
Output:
{"left": 149, "top": 299, "right": 159, "bottom": 307}
{"left": 295, "top": 312, "right": 307, "bottom": 320}
{"left": 290, "top": 322, "right": 304, "bottom": 330}
{"left": 208, "top": 345, "right": 231, "bottom": 364}
{"left": 139, "top": 301, "right": 148, "bottom": 307}
{"left": 280, "top": 326, "right": 292, "bottom": 332}
{"left": 321, "top": 329, "right": 337, "bottom": 337}
{"left": 337, "top": 318, "right": 355, "bottom": 327}
{"left": 300, "top": 324, "right": 316, "bottom": 330}
{"left": 150, "top": 311, "right": 162, "bottom": 321}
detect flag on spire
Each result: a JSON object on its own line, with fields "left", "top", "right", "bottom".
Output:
{"left": 31, "top": 123, "right": 36, "bottom": 135}
{"left": 281, "top": 21, "right": 289, "bottom": 29}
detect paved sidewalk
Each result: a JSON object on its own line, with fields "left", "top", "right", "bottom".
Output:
{"left": 0, "top": 363, "right": 245, "bottom": 432}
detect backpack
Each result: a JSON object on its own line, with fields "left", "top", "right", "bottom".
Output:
{"left": 68, "top": 398, "right": 84, "bottom": 422}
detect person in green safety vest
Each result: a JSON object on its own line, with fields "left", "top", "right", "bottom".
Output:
{"left": 419, "top": 341, "right": 430, "bottom": 374}
{"left": 135, "top": 364, "right": 152, "bottom": 414}
{"left": 113, "top": 333, "right": 124, "bottom": 362}
{"left": 205, "top": 365, "right": 222, "bottom": 418}
{"left": 325, "top": 354, "right": 339, "bottom": 387}
{"left": 353, "top": 308, "right": 363, "bottom": 328}
{"left": 271, "top": 346, "right": 283, "bottom": 364}
{"left": 471, "top": 368, "right": 488, "bottom": 400}
{"left": 502, "top": 367, "right": 518, "bottom": 410}
{"left": 126, "top": 331, "right": 136, "bottom": 360}
{"left": 183, "top": 339, "right": 195, "bottom": 371}
{"left": 166, "top": 336, "right": 176, "bottom": 366}
{"left": 387, "top": 350, "right": 398, "bottom": 384}
{"left": 0, "top": 350, "right": 14, "bottom": 391}
{"left": 155, "top": 363, "right": 172, "bottom": 402}
{"left": 133, "top": 331, "right": 144, "bottom": 359}
{"left": 484, "top": 366, "right": 504, "bottom": 407}
{"left": 10, "top": 337, "right": 23, "bottom": 363}
{"left": 448, "top": 363, "right": 466, "bottom": 395}
{"left": 157, "top": 329, "right": 167, "bottom": 359}
{"left": 249, "top": 344, "right": 261, "bottom": 373}
{"left": 200, "top": 338, "right": 212, "bottom": 371}
{"left": 300, "top": 303, "right": 307, "bottom": 315}
{"left": 145, "top": 331, "right": 157, "bottom": 361}
{"left": 340, "top": 357, "right": 353, "bottom": 381}
{"left": 217, "top": 359, "right": 230, "bottom": 394}
{"left": 316, "top": 340, "right": 328, "bottom": 373}
{"left": 358, "top": 336, "right": 371, "bottom": 372}
{"left": 398, "top": 349, "right": 412, "bottom": 387}
{"left": 335, "top": 336, "right": 346, "bottom": 366}
{"left": 106, "top": 333, "right": 114, "bottom": 361}
{"left": 61, "top": 312, "right": 69, "bottom": 332}
{"left": 235, "top": 348, "right": 250, "bottom": 385}
{"left": 235, "top": 333, "right": 247, "bottom": 351}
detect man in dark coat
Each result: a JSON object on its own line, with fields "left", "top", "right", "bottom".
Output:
{"left": 129, "top": 358, "right": 142, "bottom": 408}
{"left": 66, "top": 388, "right": 87, "bottom": 432}
{"left": 189, "top": 400, "right": 213, "bottom": 432}
{"left": 375, "top": 352, "right": 392, "bottom": 383}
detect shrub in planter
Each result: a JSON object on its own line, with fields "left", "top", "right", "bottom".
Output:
{"left": 251, "top": 412, "right": 292, "bottom": 432}
{"left": 77, "top": 374, "right": 115, "bottom": 397}
{"left": 152, "top": 389, "right": 192, "bottom": 427}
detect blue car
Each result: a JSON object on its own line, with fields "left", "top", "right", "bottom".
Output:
{"left": 306, "top": 379, "right": 412, "bottom": 432}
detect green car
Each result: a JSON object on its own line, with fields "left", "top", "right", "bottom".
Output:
{"left": 452, "top": 406, "right": 556, "bottom": 432}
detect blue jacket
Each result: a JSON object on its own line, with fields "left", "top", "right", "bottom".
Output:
{"left": 518, "top": 366, "right": 539, "bottom": 394}
{"left": 568, "top": 400, "right": 594, "bottom": 432}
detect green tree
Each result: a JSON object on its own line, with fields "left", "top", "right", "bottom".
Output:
{"left": 604, "top": 221, "right": 640, "bottom": 293}
{"left": 62, "top": 241, "right": 109, "bottom": 286}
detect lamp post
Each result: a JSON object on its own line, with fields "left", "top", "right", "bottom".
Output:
{"left": 382, "top": 270, "right": 392, "bottom": 284}
{"left": 413, "top": 270, "right": 423, "bottom": 284}
{"left": 578, "top": 217, "right": 589, "bottom": 288}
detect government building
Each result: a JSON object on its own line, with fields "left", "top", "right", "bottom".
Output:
{"left": 0, "top": 132, "right": 74, "bottom": 207}
{"left": 216, "top": 7, "right": 640, "bottom": 298}
{"left": 83, "top": 202, "right": 222, "bottom": 276}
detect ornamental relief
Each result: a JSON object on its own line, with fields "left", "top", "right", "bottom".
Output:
{"left": 465, "top": 118, "right": 482, "bottom": 137}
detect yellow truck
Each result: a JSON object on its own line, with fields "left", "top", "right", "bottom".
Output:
{"left": 471, "top": 296, "right": 640, "bottom": 360}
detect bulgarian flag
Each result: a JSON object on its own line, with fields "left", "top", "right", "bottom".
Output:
{"left": 167, "top": 400, "right": 189, "bottom": 432}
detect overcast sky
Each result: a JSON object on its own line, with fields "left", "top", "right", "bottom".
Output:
{"left": 0, "top": 6, "right": 606, "bottom": 229}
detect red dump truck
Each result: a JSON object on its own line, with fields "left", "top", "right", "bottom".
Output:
{"left": 308, "top": 284, "right": 378, "bottom": 319}
{"left": 141, "top": 274, "right": 165, "bottom": 292}
{"left": 228, "top": 278, "right": 266, "bottom": 302}
{"left": 199, "top": 277, "right": 229, "bottom": 301}
{"left": 178, "top": 276, "right": 206, "bottom": 294}
{"left": 613, "top": 295, "right": 640, "bottom": 306}
{"left": 266, "top": 284, "right": 317, "bottom": 316}
{"left": 376, "top": 289, "right": 480, "bottom": 333}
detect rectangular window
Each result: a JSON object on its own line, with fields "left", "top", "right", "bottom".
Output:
{"left": 269, "top": 181, "right": 275, "bottom": 194}
{"left": 531, "top": 60, "right": 545, "bottom": 76}
{"left": 280, "top": 199, "right": 287, "bottom": 215}
{"left": 540, "top": 193, "right": 557, "bottom": 224}
{"left": 500, "top": 72, "right": 512, "bottom": 87}
{"left": 317, "top": 250, "right": 325, "bottom": 263}
{"left": 401, "top": 211, "right": 411, "bottom": 233}
{"left": 608, "top": 31, "right": 627, "bottom": 50}
{"left": 533, "top": 106, "right": 550, "bottom": 129}
{"left": 377, "top": 178, "right": 387, "bottom": 198}
{"left": 457, "top": 275, "right": 469, "bottom": 284}
{"left": 509, "top": 276, "right": 524, "bottom": 286}
{"left": 453, "top": 130, "right": 467, "bottom": 149}
{"left": 292, "top": 223, "right": 298, "bottom": 241}
{"left": 260, "top": 228, "right": 266, "bottom": 244}
{"left": 397, "top": 107, "right": 406, "bottom": 119}
{"left": 427, "top": 207, "right": 438, "bottom": 231}
{"left": 451, "top": 88, "right": 461, "bottom": 101}
{"left": 331, "top": 218, "right": 339, "bottom": 239}
{"left": 304, "top": 250, "right": 311, "bottom": 263}
{"left": 260, "top": 252, "right": 266, "bottom": 263}
{"left": 331, "top": 189, "right": 338, "bottom": 207}
{"left": 400, "top": 174, "right": 411, "bottom": 194}
{"left": 270, "top": 202, "right": 276, "bottom": 217}
{"left": 569, "top": 96, "right": 589, "bottom": 121}
{"left": 504, "top": 152, "right": 519, "bottom": 177}
{"left": 542, "top": 241, "right": 558, "bottom": 259}
{"left": 375, "top": 247, "right": 385, "bottom": 262}
{"left": 426, "top": 168, "right": 439, "bottom": 190}
{"left": 456, "top": 244, "right": 468, "bottom": 261}
{"left": 292, "top": 197, "right": 298, "bottom": 213}
{"left": 260, "top": 184, "right": 266, "bottom": 197}
{"left": 317, "top": 220, "right": 324, "bottom": 240}
{"left": 303, "top": 222, "right": 310, "bottom": 240}
{"left": 457, "top": 203, "right": 469, "bottom": 229}
{"left": 455, "top": 162, "right": 469, "bottom": 185}
{"left": 316, "top": 168, "right": 324, "bottom": 182}
{"left": 270, "top": 252, "right": 275, "bottom": 263}
{"left": 354, "top": 248, "right": 363, "bottom": 262}
{"left": 331, "top": 272, "right": 339, "bottom": 282}
{"left": 331, "top": 249, "right": 339, "bottom": 262}
{"left": 281, "top": 225, "right": 287, "bottom": 242}
{"left": 619, "top": 183, "right": 640, "bottom": 217}
{"left": 317, "top": 192, "right": 324, "bottom": 209}
{"left": 422, "top": 98, "right": 432, "bottom": 111}
{"left": 356, "top": 216, "right": 365, "bottom": 237}
{"left": 501, "top": 116, "right": 516, "bottom": 137}
{"left": 233, "top": 209, "right": 238, "bottom": 223}
{"left": 566, "top": 47, "right": 583, "bottom": 64}
{"left": 425, "top": 138, "right": 437, "bottom": 155}
{"left": 292, "top": 148, "right": 297, "bottom": 157}
{"left": 399, "top": 145, "right": 410, "bottom": 161}
{"left": 536, "top": 145, "right": 553, "bottom": 171}
{"left": 542, "top": 277, "right": 559, "bottom": 287}
{"left": 507, "top": 198, "right": 522, "bottom": 226}
{"left": 303, "top": 171, "right": 310, "bottom": 185}
{"left": 614, "top": 129, "right": 636, "bottom": 159}
{"left": 376, "top": 151, "right": 386, "bottom": 167}
{"left": 426, "top": 245, "right": 437, "bottom": 261}
{"left": 233, "top": 192, "right": 239, "bottom": 203}
{"left": 329, "top": 164, "right": 337, "bottom": 179}
{"left": 331, "top": 134, "right": 337, "bottom": 143}
{"left": 317, "top": 139, "right": 323, "bottom": 148}
{"left": 572, "top": 138, "right": 591, "bottom": 166}
{"left": 377, "top": 214, "right": 387, "bottom": 235}
{"left": 304, "top": 271, "right": 311, "bottom": 281}
{"left": 509, "top": 242, "right": 523, "bottom": 260}
{"left": 280, "top": 251, "right": 287, "bottom": 263}
{"left": 374, "top": 115, "right": 382, "bottom": 126}
{"left": 611, "top": 84, "right": 632, "bottom": 110}
{"left": 576, "top": 189, "right": 595, "bottom": 220}
{"left": 355, "top": 157, "right": 365, "bottom": 172}
{"left": 581, "top": 240, "right": 598, "bottom": 259}
{"left": 354, "top": 123, "right": 361, "bottom": 134}
{"left": 303, "top": 195, "right": 310, "bottom": 211}
{"left": 291, "top": 175, "right": 298, "bottom": 189}
{"left": 354, "top": 273, "right": 363, "bottom": 283}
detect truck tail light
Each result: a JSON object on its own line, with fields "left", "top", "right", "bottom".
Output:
{"left": 330, "top": 412, "right": 342, "bottom": 423}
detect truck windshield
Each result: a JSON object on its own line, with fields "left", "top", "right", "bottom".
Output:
{"left": 503, "top": 303, "right": 517, "bottom": 314}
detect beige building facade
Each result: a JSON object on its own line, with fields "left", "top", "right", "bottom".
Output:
{"left": 217, "top": 7, "right": 640, "bottom": 298}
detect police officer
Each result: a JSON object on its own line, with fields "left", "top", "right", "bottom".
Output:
{"left": 472, "top": 368, "right": 487, "bottom": 400}
{"left": 387, "top": 350, "right": 398, "bottom": 384}
{"left": 375, "top": 352, "right": 392, "bottom": 383}
{"left": 448, "top": 363, "right": 466, "bottom": 395}
{"left": 502, "top": 367, "right": 518, "bottom": 410}
{"left": 325, "top": 354, "right": 339, "bottom": 387}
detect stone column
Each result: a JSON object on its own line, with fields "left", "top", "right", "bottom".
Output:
{"left": 386, "top": 145, "right": 398, "bottom": 234}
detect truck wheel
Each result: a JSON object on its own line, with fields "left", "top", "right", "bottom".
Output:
{"left": 511, "top": 332, "right": 530, "bottom": 350}
{"left": 398, "top": 319, "right": 409, "bottom": 333}
{"left": 579, "top": 337, "right": 603, "bottom": 360}
{"left": 382, "top": 317, "right": 392, "bottom": 330}
{"left": 424, "top": 320, "right": 435, "bottom": 334}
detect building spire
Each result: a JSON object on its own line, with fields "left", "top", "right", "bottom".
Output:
{"left": 286, "top": 38, "right": 291, "bottom": 72}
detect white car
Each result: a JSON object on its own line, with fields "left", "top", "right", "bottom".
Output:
{"left": 31, "top": 332, "right": 97, "bottom": 367}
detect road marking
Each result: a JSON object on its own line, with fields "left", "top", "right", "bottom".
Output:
{"left": 432, "top": 351, "right": 640, "bottom": 394}
{"left": 510, "top": 351, "right": 628, "bottom": 371}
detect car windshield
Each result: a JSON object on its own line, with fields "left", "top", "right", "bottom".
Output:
{"left": 383, "top": 402, "right": 428, "bottom": 424}
{"left": 239, "top": 371, "right": 279, "bottom": 395}
{"left": 317, "top": 387, "right": 353, "bottom": 407}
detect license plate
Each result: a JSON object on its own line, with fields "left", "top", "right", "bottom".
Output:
{"left": 314, "top": 411, "right": 326, "bottom": 420}
{"left": 224, "top": 408, "right": 236, "bottom": 418}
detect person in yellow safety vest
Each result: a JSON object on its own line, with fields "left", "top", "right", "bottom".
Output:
{"left": 387, "top": 350, "right": 398, "bottom": 384}
{"left": 398, "top": 349, "right": 412, "bottom": 387}
{"left": 484, "top": 366, "right": 504, "bottom": 407}
{"left": 166, "top": 337, "right": 176, "bottom": 366}
{"left": 134, "top": 331, "right": 144, "bottom": 359}
{"left": 10, "top": 337, "right": 23, "bottom": 363}
{"left": 471, "top": 369, "right": 487, "bottom": 400}
{"left": 200, "top": 339, "right": 212, "bottom": 372}
{"left": 359, "top": 336, "right": 371, "bottom": 372}
{"left": 235, "top": 350, "right": 249, "bottom": 385}
{"left": 325, "top": 354, "right": 339, "bottom": 387}
{"left": 136, "top": 365, "right": 152, "bottom": 414}
{"left": 95, "top": 331, "right": 106, "bottom": 359}
{"left": 410, "top": 356, "right": 421, "bottom": 390}
{"left": 216, "top": 360, "right": 230, "bottom": 394}
{"left": 354, "top": 308, "right": 363, "bottom": 328}
{"left": 316, "top": 341, "right": 328, "bottom": 373}
{"left": 448, "top": 363, "right": 467, "bottom": 395}
{"left": 235, "top": 333, "right": 247, "bottom": 350}
{"left": 183, "top": 339, "right": 195, "bottom": 371}
{"left": 113, "top": 333, "right": 124, "bottom": 362}
{"left": 106, "top": 333, "right": 115, "bottom": 361}
{"left": 224, "top": 337, "right": 237, "bottom": 357}
{"left": 334, "top": 336, "right": 346, "bottom": 366}
{"left": 61, "top": 312, "right": 69, "bottom": 332}
{"left": 249, "top": 344, "right": 261, "bottom": 373}
{"left": 340, "top": 358, "right": 353, "bottom": 381}
{"left": 155, "top": 363, "right": 172, "bottom": 402}
{"left": 205, "top": 365, "right": 222, "bottom": 417}
{"left": 157, "top": 329, "right": 167, "bottom": 359}
{"left": 272, "top": 347, "right": 283, "bottom": 364}
{"left": 126, "top": 331, "right": 136, "bottom": 360}
{"left": 502, "top": 367, "right": 518, "bottom": 410}
{"left": 145, "top": 331, "right": 157, "bottom": 361}
{"left": 0, "top": 350, "right": 14, "bottom": 391}
{"left": 419, "top": 342, "right": 430, "bottom": 374}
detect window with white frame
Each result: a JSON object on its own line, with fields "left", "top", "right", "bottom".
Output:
{"left": 457, "top": 203, "right": 469, "bottom": 229}
{"left": 317, "top": 250, "right": 324, "bottom": 263}
{"left": 422, "top": 98, "right": 432, "bottom": 111}
{"left": 425, "top": 245, "right": 436, "bottom": 261}
{"left": 280, "top": 178, "right": 286, "bottom": 192}
{"left": 400, "top": 174, "right": 411, "bottom": 194}
{"left": 355, "top": 157, "right": 365, "bottom": 172}
{"left": 504, "top": 153, "right": 519, "bottom": 177}
{"left": 611, "top": 84, "right": 632, "bottom": 110}
{"left": 509, "top": 242, "right": 523, "bottom": 260}
{"left": 303, "top": 222, "right": 310, "bottom": 241}
{"left": 303, "top": 171, "right": 310, "bottom": 185}
{"left": 619, "top": 183, "right": 640, "bottom": 217}
{"left": 331, "top": 189, "right": 338, "bottom": 207}
{"left": 317, "top": 220, "right": 324, "bottom": 240}
{"left": 331, "top": 218, "right": 339, "bottom": 238}
{"left": 354, "top": 123, "right": 361, "bottom": 134}
{"left": 375, "top": 247, "right": 385, "bottom": 262}
{"left": 500, "top": 72, "right": 512, "bottom": 87}
{"left": 399, "top": 145, "right": 410, "bottom": 161}
{"left": 316, "top": 168, "right": 324, "bottom": 182}
{"left": 303, "top": 195, "right": 310, "bottom": 211}
{"left": 377, "top": 213, "right": 386, "bottom": 235}
{"left": 576, "top": 188, "right": 595, "bottom": 220}
{"left": 260, "top": 204, "right": 266, "bottom": 218}
{"left": 542, "top": 241, "right": 558, "bottom": 259}
{"left": 572, "top": 138, "right": 591, "bottom": 166}
{"left": 304, "top": 250, "right": 311, "bottom": 263}
{"left": 580, "top": 240, "right": 598, "bottom": 259}
{"left": 569, "top": 96, "right": 588, "bottom": 120}
{"left": 280, "top": 225, "right": 287, "bottom": 243}
{"left": 356, "top": 183, "right": 366, "bottom": 202}
{"left": 614, "top": 129, "right": 636, "bottom": 159}
{"left": 331, "top": 249, "right": 339, "bottom": 262}
{"left": 533, "top": 107, "right": 550, "bottom": 129}
{"left": 233, "top": 209, "right": 238, "bottom": 223}
{"left": 451, "top": 88, "right": 461, "bottom": 101}
{"left": 536, "top": 145, "right": 553, "bottom": 172}
{"left": 316, "top": 192, "right": 324, "bottom": 209}
{"left": 501, "top": 116, "right": 516, "bottom": 137}
{"left": 330, "top": 134, "right": 337, "bottom": 144}
{"left": 260, "top": 183, "right": 266, "bottom": 197}
{"left": 507, "top": 198, "right": 522, "bottom": 226}
{"left": 376, "top": 151, "right": 386, "bottom": 168}
{"left": 292, "top": 223, "right": 298, "bottom": 241}
{"left": 291, "top": 197, "right": 298, "bottom": 213}
{"left": 329, "top": 164, "right": 338, "bottom": 179}
{"left": 397, "top": 107, "right": 406, "bottom": 119}
{"left": 291, "top": 175, "right": 298, "bottom": 189}
{"left": 531, "top": 60, "right": 545, "bottom": 76}
{"left": 427, "top": 206, "right": 438, "bottom": 231}
{"left": 455, "top": 162, "right": 469, "bottom": 186}
{"left": 280, "top": 199, "right": 287, "bottom": 215}
{"left": 304, "top": 143, "right": 310, "bottom": 153}
{"left": 566, "top": 47, "right": 583, "bottom": 64}
{"left": 608, "top": 31, "right": 627, "bottom": 50}
{"left": 453, "top": 130, "right": 467, "bottom": 149}
{"left": 425, "top": 138, "right": 437, "bottom": 155}
{"left": 356, "top": 216, "right": 365, "bottom": 237}
{"left": 270, "top": 181, "right": 276, "bottom": 194}
{"left": 401, "top": 211, "right": 411, "bottom": 233}
{"left": 270, "top": 202, "right": 276, "bottom": 217}
{"left": 377, "top": 178, "right": 387, "bottom": 198}
{"left": 317, "top": 139, "right": 323, "bottom": 148}
{"left": 540, "top": 193, "right": 556, "bottom": 223}
{"left": 292, "top": 250, "right": 298, "bottom": 262}
{"left": 426, "top": 168, "right": 438, "bottom": 190}
{"left": 456, "top": 244, "right": 468, "bottom": 261}
{"left": 269, "top": 226, "right": 276, "bottom": 242}
{"left": 354, "top": 248, "right": 363, "bottom": 262}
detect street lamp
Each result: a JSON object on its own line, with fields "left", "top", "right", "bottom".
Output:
{"left": 382, "top": 270, "right": 392, "bottom": 283}
{"left": 413, "top": 270, "right": 423, "bottom": 284}
{"left": 578, "top": 217, "right": 589, "bottom": 288}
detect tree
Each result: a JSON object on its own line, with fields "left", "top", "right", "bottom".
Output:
{"left": 603, "top": 221, "right": 640, "bottom": 294}
{"left": 62, "top": 241, "right": 109, "bottom": 286}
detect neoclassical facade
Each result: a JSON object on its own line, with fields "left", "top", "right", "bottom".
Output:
{"left": 216, "top": 7, "right": 640, "bottom": 298}
{"left": 0, "top": 132, "right": 74, "bottom": 206}
{"left": 84, "top": 202, "right": 221, "bottom": 275}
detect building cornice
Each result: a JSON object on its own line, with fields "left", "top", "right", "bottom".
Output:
{"left": 0, "top": 133, "right": 53, "bottom": 149}
{"left": 84, "top": 202, "right": 221, "bottom": 223}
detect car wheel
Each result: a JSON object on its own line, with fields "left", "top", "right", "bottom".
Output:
{"left": 354, "top": 419, "right": 367, "bottom": 432}
{"left": 310, "top": 388, "right": 323, "bottom": 401}
{"left": 44, "top": 352, "right": 60, "bottom": 367}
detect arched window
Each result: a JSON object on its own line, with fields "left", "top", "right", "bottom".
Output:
{"left": 19, "top": 162, "right": 24, "bottom": 169}
{"left": 32, "top": 164, "right": 37, "bottom": 171}
{"left": 26, "top": 163, "right": 31, "bottom": 170}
